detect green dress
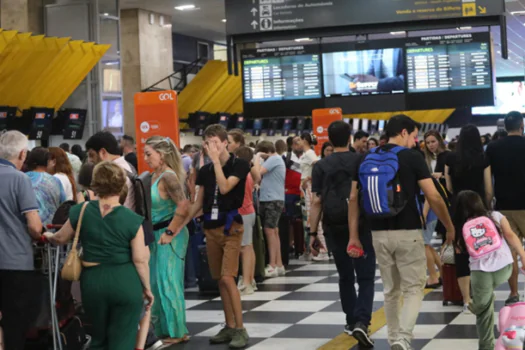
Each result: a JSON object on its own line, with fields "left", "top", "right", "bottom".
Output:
{"left": 150, "top": 171, "right": 189, "bottom": 338}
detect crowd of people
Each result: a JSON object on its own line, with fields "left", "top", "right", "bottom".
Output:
{"left": 1, "top": 111, "right": 525, "bottom": 350}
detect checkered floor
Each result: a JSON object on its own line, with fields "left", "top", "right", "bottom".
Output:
{"left": 165, "top": 254, "right": 522, "bottom": 350}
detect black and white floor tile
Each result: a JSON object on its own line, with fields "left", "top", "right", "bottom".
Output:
{"left": 172, "top": 250, "right": 520, "bottom": 349}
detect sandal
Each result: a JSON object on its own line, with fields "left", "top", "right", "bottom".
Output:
{"left": 162, "top": 335, "right": 191, "bottom": 344}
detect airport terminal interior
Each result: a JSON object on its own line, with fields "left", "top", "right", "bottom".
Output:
{"left": 1, "top": 0, "right": 525, "bottom": 349}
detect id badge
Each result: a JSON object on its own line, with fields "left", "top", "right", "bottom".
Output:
{"left": 211, "top": 206, "right": 219, "bottom": 220}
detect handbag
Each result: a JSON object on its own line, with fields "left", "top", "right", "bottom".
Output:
{"left": 61, "top": 202, "right": 88, "bottom": 281}
{"left": 441, "top": 244, "right": 455, "bottom": 265}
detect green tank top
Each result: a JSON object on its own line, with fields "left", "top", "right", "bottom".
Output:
{"left": 68, "top": 201, "right": 144, "bottom": 264}
{"left": 151, "top": 170, "right": 179, "bottom": 225}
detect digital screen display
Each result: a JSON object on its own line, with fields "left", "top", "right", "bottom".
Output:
{"left": 323, "top": 48, "right": 405, "bottom": 96}
{"left": 63, "top": 109, "right": 87, "bottom": 140}
{"left": 407, "top": 39, "right": 491, "bottom": 93}
{"left": 472, "top": 82, "right": 525, "bottom": 115}
{"left": 242, "top": 46, "right": 322, "bottom": 102}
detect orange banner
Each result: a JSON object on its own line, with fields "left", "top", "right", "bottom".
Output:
{"left": 312, "top": 108, "right": 343, "bottom": 155}
{"left": 134, "top": 90, "right": 180, "bottom": 174}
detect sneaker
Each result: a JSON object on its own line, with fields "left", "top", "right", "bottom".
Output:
{"left": 229, "top": 328, "right": 249, "bottom": 349}
{"left": 276, "top": 266, "right": 286, "bottom": 276}
{"left": 241, "top": 284, "right": 255, "bottom": 296}
{"left": 209, "top": 326, "right": 235, "bottom": 344}
{"left": 265, "top": 265, "right": 278, "bottom": 278}
{"left": 462, "top": 303, "right": 472, "bottom": 314}
{"left": 344, "top": 324, "right": 354, "bottom": 336}
{"left": 312, "top": 252, "right": 329, "bottom": 262}
{"left": 391, "top": 339, "right": 413, "bottom": 350}
{"left": 352, "top": 322, "right": 374, "bottom": 348}
{"left": 237, "top": 278, "right": 245, "bottom": 291}
{"left": 251, "top": 280, "right": 258, "bottom": 291}
{"left": 506, "top": 295, "right": 520, "bottom": 306}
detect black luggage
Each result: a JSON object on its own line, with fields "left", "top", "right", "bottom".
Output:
{"left": 198, "top": 245, "right": 219, "bottom": 294}
{"left": 278, "top": 216, "right": 290, "bottom": 266}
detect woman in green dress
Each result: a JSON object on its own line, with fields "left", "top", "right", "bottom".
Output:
{"left": 144, "top": 136, "right": 190, "bottom": 344}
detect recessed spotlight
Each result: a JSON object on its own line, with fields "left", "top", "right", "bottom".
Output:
{"left": 390, "top": 31, "right": 406, "bottom": 35}
{"left": 103, "top": 13, "right": 109, "bottom": 16}
{"left": 222, "top": 19, "right": 227, "bottom": 23}
{"left": 294, "top": 38, "right": 312, "bottom": 42}
{"left": 175, "top": 4, "right": 196, "bottom": 11}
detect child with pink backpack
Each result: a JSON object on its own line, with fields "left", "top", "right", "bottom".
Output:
{"left": 454, "top": 190, "right": 525, "bottom": 350}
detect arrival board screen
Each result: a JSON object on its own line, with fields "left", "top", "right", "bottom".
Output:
{"left": 406, "top": 34, "right": 492, "bottom": 93}
{"left": 242, "top": 46, "right": 322, "bottom": 102}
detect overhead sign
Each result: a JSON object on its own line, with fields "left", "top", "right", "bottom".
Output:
{"left": 134, "top": 90, "right": 181, "bottom": 174}
{"left": 63, "top": 109, "right": 87, "bottom": 140}
{"left": 225, "top": 0, "right": 504, "bottom": 35}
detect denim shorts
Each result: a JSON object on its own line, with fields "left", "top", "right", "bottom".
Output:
{"left": 423, "top": 220, "right": 438, "bottom": 245}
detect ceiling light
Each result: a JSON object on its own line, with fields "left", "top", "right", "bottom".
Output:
{"left": 457, "top": 26, "right": 472, "bottom": 30}
{"left": 222, "top": 19, "right": 227, "bottom": 23}
{"left": 175, "top": 4, "right": 196, "bottom": 11}
{"left": 390, "top": 31, "right": 406, "bottom": 35}
{"left": 497, "top": 50, "right": 501, "bottom": 54}
{"left": 294, "top": 38, "right": 312, "bottom": 42}
{"left": 510, "top": 10, "right": 525, "bottom": 15}
{"left": 103, "top": 13, "right": 109, "bottom": 16}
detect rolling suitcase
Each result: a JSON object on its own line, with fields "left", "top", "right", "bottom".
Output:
{"left": 253, "top": 214, "right": 266, "bottom": 280}
{"left": 442, "top": 263, "right": 463, "bottom": 306}
{"left": 197, "top": 245, "right": 219, "bottom": 294}
{"left": 278, "top": 215, "right": 290, "bottom": 266}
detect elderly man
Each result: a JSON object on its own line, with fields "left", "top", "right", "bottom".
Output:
{"left": 0, "top": 131, "right": 43, "bottom": 350}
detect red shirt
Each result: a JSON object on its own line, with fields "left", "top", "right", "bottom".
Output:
{"left": 239, "top": 174, "right": 255, "bottom": 215}
{"left": 284, "top": 153, "right": 302, "bottom": 196}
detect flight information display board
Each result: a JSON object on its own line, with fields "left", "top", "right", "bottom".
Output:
{"left": 242, "top": 46, "right": 322, "bottom": 102}
{"left": 406, "top": 33, "right": 492, "bottom": 93}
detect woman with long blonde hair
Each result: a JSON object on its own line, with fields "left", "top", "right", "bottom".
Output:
{"left": 144, "top": 136, "right": 190, "bottom": 344}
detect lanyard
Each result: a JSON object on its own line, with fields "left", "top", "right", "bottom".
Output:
{"left": 213, "top": 183, "right": 220, "bottom": 206}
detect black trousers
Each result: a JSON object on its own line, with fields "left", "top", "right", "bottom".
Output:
{"left": 0, "top": 270, "right": 39, "bottom": 350}
{"left": 324, "top": 225, "right": 376, "bottom": 327}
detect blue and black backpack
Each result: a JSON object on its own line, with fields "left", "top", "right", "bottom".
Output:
{"left": 359, "top": 146, "right": 407, "bottom": 218}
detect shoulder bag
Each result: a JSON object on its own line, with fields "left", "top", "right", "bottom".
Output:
{"left": 61, "top": 202, "right": 88, "bottom": 281}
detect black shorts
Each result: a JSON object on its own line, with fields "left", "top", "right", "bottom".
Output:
{"left": 455, "top": 253, "right": 471, "bottom": 278}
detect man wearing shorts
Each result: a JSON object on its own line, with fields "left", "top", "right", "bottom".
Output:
{"left": 486, "top": 111, "right": 525, "bottom": 305}
{"left": 183, "top": 124, "right": 251, "bottom": 349}
{"left": 253, "top": 141, "right": 286, "bottom": 278}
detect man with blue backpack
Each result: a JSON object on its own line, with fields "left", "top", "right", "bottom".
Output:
{"left": 310, "top": 121, "right": 376, "bottom": 348}
{"left": 348, "top": 115, "right": 454, "bottom": 350}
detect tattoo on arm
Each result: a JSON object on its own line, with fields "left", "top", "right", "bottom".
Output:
{"left": 161, "top": 173, "right": 186, "bottom": 203}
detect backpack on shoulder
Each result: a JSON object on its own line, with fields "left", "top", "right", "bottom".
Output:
{"left": 462, "top": 216, "right": 502, "bottom": 258}
{"left": 126, "top": 168, "right": 154, "bottom": 242}
{"left": 359, "top": 146, "right": 407, "bottom": 217}
{"left": 321, "top": 164, "right": 354, "bottom": 226}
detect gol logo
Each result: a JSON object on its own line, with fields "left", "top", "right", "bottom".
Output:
{"left": 140, "top": 121, "right": 150, "bottom": 133}
{"left": 329, "top": 109, "right": 339, "bottom": 115}
{"left": 159, "top": 93, "right": 174, "bottom": 101}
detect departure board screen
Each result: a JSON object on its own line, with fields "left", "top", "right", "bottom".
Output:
{"left": 242, "top": 46, "right": 322, "bottom": 102}
{"left": 406, "top": 34, "right": 492, "bottom": 93}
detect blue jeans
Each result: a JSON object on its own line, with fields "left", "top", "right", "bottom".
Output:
{"left": 324, "top": 224, "right": 376, "bottom": 326}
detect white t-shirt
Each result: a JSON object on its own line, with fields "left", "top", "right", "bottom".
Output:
{"left": 299, "top": 149, "right": 317, "bottom": 179}
{"left": 470, "top": 211, "right": 513, "bottom": 272}
{"left": 54, "top": 173, "right": 74, "bottom": 201}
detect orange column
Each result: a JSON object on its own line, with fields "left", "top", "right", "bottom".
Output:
{"left": 312, "top": 108, "right": 343, "bottom": 155}
{"left": 134, "top": 90, "right": 180, "bottom": 173}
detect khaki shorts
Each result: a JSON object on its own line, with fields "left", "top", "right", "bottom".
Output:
{"left": 204, "top": 221, "right": 244, "bottom": 280}
{"left": 500, "top": 211, "right": 525, "bottom": 240}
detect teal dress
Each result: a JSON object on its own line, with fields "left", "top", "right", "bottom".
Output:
{"left": 150, "top": 171, "right": 189, "bottom": 338}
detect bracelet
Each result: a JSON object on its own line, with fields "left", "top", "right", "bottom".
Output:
{"left": 309, "top": 231, "right": 318, "bottom": 237}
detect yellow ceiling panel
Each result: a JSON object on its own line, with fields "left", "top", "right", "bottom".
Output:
{"left": 0, "top": 33, "right": 32, "bottom": 81}
{"left": 343, "top": 109, "right": 455, "bottom": 124}
{"left": 0, "top": 31, "right": 18, "bottom": 53}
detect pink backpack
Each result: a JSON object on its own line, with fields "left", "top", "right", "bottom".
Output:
{"left": 462, "top": 216, "right": 502, "bottom": 259}
{"left": 496, "top": 302, "right": 525, "bottom": 349}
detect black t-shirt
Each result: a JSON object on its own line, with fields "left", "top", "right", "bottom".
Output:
{"left": 363, "top": 145, "right": 432, "bottom": 231}
{"left": 446, "top": 152, "right": 489, "bottom": 201}
{"left": 125, "top": 152, "right": 138, "bottom": 172}
{"left": 312, "top": 151, "right": 361, "bottom": 194}
{"left": 486, "top": 135, "right": 525, "bottom": 210}
{"left": 196, "top": 154, "right": 250, "bottom": 229}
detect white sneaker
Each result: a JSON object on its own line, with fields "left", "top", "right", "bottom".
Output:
{"left": 463, "top": 303, "right": 472, "bottom": 314}
{"left": 241, "top": 284, "right": 255, "bottom": 295}
{"left": 251, "top": 280, "right": 258, "bottom": 291}
{"left": 312, "top": 252, "right": 329, "bottom": 261}
{"left": 276, "top": 266, "right": 286, "bottom": 276}
{"left": 237, "top": 277, "right": 245, "bottom": 291}
{"left": 265, "top": 265, "right": 278, "bottom": 278}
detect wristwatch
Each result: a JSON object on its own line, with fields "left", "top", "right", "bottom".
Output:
{"left": 308, "top": 231, "right": 318, "bottom": 237}
{"left": 165, "top": 229, "right": 175, "bottom": 236}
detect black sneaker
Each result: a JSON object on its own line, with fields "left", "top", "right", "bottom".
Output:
{"left": 352, "top": 322, "right": 374, "bottom": 348}
{"left": 505, "top": 295, "right": 520, "bottom": 306}
{"left": 344, "top": 324, "right": 354, "bottom": 336}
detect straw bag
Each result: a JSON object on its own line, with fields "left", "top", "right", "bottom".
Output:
{"left": 441, "top": 244, "right": 455, "bottom": 265}
{"left": 61, "top": 202, "right": 88, "bottom": 281}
